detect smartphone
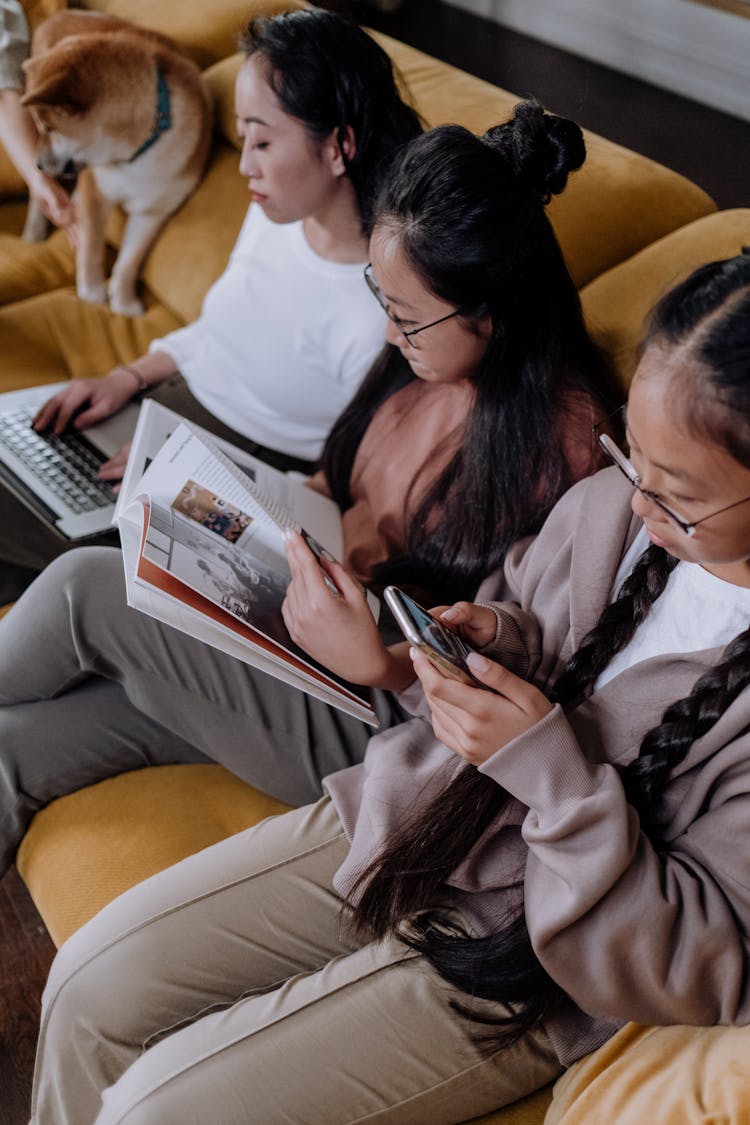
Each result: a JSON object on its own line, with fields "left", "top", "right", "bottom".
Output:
{"left": 384, "top": 585, "right": 478, "bottom": 685}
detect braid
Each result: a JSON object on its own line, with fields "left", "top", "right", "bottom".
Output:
{"left": 624, "top": 626, "right": 750, "bottom": 827}
{"left": 550, "top": 543, "right": 750, "bottom": 831}
{"left": 552, "top": 545, "right": 678, "bottom": 706}
{"left": 551, "top": 542, "right": 750, "bottom": 832}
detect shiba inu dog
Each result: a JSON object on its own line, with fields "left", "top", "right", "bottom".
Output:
{"left": 21, "top": 11, "right": 211, "bottom": 315}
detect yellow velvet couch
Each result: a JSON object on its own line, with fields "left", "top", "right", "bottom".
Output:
{"left": 4, "top": 2, "right": 750, "bottom": 1122}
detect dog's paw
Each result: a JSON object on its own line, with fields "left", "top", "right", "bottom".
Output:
{"left": 77, "top": 281, "right": 108, "bottom": 305}
{"left": 108, "top": 289, "right": 145, "bottom": 317}
{"left": 108, "top": 277, "right": 144, "bottom": 316}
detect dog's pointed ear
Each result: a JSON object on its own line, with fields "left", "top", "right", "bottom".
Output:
{"left": 21, "top": 53, "right": 85, "bottom": 114}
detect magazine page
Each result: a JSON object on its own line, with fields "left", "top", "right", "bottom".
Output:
{"left": 120, "top": 496, "right": 376, "bottom": 724}
{"left": 119, "top": 418, "right": 290, "bottom": 571}
{"left": 120, "top": 522, "right": 375, "bottom": 724}
{"left": 116, "top": 399, "right": 378, "bottom": 617}
{"left": 115, "top": 399, "right": 343, "bottom": 555}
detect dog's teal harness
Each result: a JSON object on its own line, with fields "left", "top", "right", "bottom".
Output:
{"left": 128, "top": 69, "right": 172, "bottom": 163}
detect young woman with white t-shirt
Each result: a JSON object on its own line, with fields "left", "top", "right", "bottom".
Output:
{"left": 0, "top": 8, "right": 422, "bottom": 592}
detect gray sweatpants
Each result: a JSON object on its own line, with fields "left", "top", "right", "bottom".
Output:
{"left": 31, "top": 797, "right": 563, "bottom": 1125}
{"left": 0, "top": 547, "right": 406, "bottom": 874}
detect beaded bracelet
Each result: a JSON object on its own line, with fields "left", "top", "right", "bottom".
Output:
{"left": 118, "top": 365, "right": 149, "bottom": 395}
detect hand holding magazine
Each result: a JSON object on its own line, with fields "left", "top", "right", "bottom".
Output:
{"left": 114, "top": 400, "right": 378, "bottom": 724}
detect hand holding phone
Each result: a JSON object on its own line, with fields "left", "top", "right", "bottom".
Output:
{"left": 384, "top": 586, "right": 482, "bottom": 685}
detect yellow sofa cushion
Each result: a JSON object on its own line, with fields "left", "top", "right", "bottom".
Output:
{"left": 16, "top": 763, "right": 291, "bottom": 946}
{"left": 547, "top": 1022, "right": 750, "bottom": 1125}
{"left": 20, "top": 0, "right": 67, "bottom": 30}
{"left": 136, "top": 142, "right": 250, "bottom": 325}
{"left": 0, "top": 154, "right": 26, "bottom": 201}
{"left": 204, "top": 54, "right": 245, "bottom": 154}
{"left": 0, "top": 199, "right": 28, "bottom": 236}
{"left": 0, "top": 284, "right": 182, "bottom": 390}
{"left": 0, "top": 225, "right": 74, "bottom": 304}
{"left": 581, "top": 208, "right": 750, "bottom": 387}
{"left": 83, "top": 0, "right": 308, "bottom": 69}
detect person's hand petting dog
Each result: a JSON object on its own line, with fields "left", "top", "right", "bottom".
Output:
{"left": 411, "top": 601, "right": 553, "bottom": 765}
{"left": 0, "top": 87, "right": 77, "bottom": 241}
{"left": 28, "top": 166, "right": 76, "bottom": 236}
{"left": 281, "top": 530, "right": 413, "bottom": 691}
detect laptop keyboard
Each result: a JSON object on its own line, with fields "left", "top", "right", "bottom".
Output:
{"left": 0, "top": 409, "right": 116, "bottom": 513}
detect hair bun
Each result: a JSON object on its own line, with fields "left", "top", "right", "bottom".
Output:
{"left": 483, "top": 99, "right": 586, "bottom": 204}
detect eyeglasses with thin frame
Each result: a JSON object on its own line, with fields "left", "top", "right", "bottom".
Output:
{"left": 364, "top": 263, "right": 460, "bottom": 347}
{"left": 593, "top": 405, "right": 750, "bottom": 538}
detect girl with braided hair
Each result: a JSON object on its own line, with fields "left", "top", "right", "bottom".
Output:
{"left": 30, "top": 252, "right": 750, "bottom": 1121}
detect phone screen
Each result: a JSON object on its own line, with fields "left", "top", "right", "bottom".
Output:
{"left": 384, "top": 586, "right": 476, "bottom": 678}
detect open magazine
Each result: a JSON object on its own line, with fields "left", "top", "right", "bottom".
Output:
{"left": 113, "top": 399, "right": 378, "bottom": 725}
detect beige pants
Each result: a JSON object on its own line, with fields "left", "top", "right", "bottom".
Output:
{"left": 32, "top": 798, "right": 563, "bottom": 1125}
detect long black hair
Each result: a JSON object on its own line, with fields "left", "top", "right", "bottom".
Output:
{"left": 239, "top": 9, "right": 422, "bottom": 234}
{"left": 322, "top": 101, "right": 617, "bottom": 605}
{"left": 351, "top": 251, "right": 750, "bottom": 1044}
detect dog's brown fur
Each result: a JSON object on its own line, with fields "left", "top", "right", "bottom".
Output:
{"left": 21, "top": 11, "right": 211, "bottom": 315}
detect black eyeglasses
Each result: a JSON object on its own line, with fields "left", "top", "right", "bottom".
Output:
{"left": 364, "top": 263, "right": 460, "bottom": 347}
{"left": 593, "top": 406, "right": 750, "bottom": 538}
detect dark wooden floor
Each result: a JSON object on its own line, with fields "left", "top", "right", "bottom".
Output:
{"left": 1, "top": 6, "right": 747, "bottom": 1124}
{"left": 345, "top": 0, "right": 750, "bottom": 211}
{"left": 0, "top": 869, "right": 55, "bottom": 1125}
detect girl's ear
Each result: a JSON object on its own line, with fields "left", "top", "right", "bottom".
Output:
{"left": 327, "top": 125, "right": 356, "bottom": 177}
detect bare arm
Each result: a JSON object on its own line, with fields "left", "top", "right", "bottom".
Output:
{"left": 0, "top": 87, "right": 75, "bottom": 228}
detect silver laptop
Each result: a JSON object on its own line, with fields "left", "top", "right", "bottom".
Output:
{"left": 0, "top": 383, "right": 141, "bottom": 540}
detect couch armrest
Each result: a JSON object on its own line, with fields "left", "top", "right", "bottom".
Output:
{"left": 581, "top": 208, "right": 750, "bottom": 388}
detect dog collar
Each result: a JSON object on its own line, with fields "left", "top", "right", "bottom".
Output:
{"left": 128, "top": 69, "right": 172, "bottom": 163}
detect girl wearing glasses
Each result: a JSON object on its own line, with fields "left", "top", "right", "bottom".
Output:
{"left": 29, "top": 252, "right": 750, "bottom": 1122}
{"left": 0, "top": 8, "right": 422, "bottom": 598}
{"left": 0, "top": 103, "right": 615, "bottom": 873}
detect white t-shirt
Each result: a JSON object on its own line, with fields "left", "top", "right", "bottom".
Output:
{"left": 149, "top": 204, "right": 386, "bottom": 460}
{"left": 596, "top": 527, "right": 750, "bottom": 690}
